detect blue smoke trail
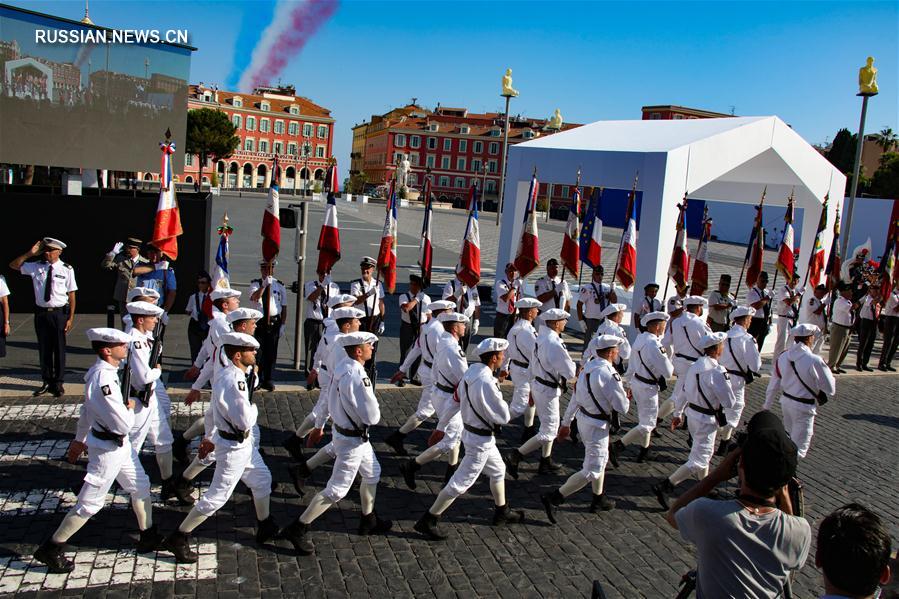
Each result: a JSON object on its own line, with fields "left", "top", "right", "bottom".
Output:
{"left": 225, "top": 0, "right": 277, "bottom": 89}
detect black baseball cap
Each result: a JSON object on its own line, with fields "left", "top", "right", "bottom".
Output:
{"left": 741, "top": 411, "right": 798, "bottom": 492}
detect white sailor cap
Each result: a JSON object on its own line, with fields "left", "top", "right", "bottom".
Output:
{"left": 211, "top": 288, "right": 241, "bottom": 301}
{"left": 684, "top": 296, "right": 708, "bottom": 307}
{"left": 731, "top": 305, "right": 756, "bottom": 319}
{"left": 476, "top": 337, "right": 509, "bottom": 355}
{"left": 331, "top": 307, "right": 365, "bottom": 320}
{"left": 791, "top": 323, "right": 819, "bottom": 337}
{"left": 699, "top": 331, "right": 728, "bottom": 349}
{"left": 667, "top": 297, "right": 684, "bottom": 311}
{"left": 86, "top": 327, "right": 131, "bottom": 344}
{"left": 438, "top": 311, "right": 470, "bottom": 324}
{"left": 592, "top": 334, "right": 625, "bottom": 350}
{"left": 600, "top": 303, "right": 627, "bottom": 318}
{"left": 327, "top": 293, "right": 357, "bottom": 308}
{"left": 426, "top": 300, "right": 455, "bottom": 313}
{"left": 338, "top": 331, "right": 378, "bottom": 347}
{"left": 541, "top": 308, "right": 570, "bottom": 321}
{"left": 227, "top": 308, "right": 263, "bottom": 323}
{"left": 42, "top": 237, "right": 66, "bottom": 250}
{"left": 643, "top": 311, "right": 670, "bottom": 324}
{"left": 126, "top": 301, "right": 164, "bottom": 316}
{"left": 360, "top": 256, "right": 377, "bottom": 267}
{"left": 127, "top": 287, "right": 160, "bottom": 302}
{"left": 515, "top": 297, "right": 542, "bottom": 309}
{"left": 220, "top": 332, "right": 260, "bottom": 349}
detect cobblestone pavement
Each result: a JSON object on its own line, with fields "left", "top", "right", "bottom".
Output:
{"left": 0, "top": 370, "right": 896, "bottom": 598}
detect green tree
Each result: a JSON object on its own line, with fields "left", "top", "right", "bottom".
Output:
{"left": 874, "top": 127, "right": 897, "bottom": 152}
{"left": 870, "top": 152, "right": 899, "bottom": 198}
{"left": 185, "top": 108, "right": 239, "bottom": 187}
{"left": 826, "top": 128, "right": 857, "bottom": 174}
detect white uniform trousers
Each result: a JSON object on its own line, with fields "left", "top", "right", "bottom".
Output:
{"left": 631, "top": 380, "right": 660, "bottom": 441}
{"left": 129, "top": 395, "right": 173, "bottom": 454}
{"left": 322, "top": 432, "right": 381, "bottom": 503}
{"left": 574, "top": 413, "right": 610, "bottom": 481}
{"left": 669, "top": 357, "right": 693, "bottom": 408}
{"left": 413, "top": 367, "right": 436, "bottom": 421}
{"left": 75, "top": 440, "right": 151, "bottom": 518}
{"left": 432, "top": 405, "right": 463, "bottom": 456}
{"left": 684, "top": 409, "right": 718, "bottom": 478}
{"left": 723, "top": 378, "right": 746, "bottom": 430}
{"left": 309, "top": 375, "right": 332, "bottom": 426}
{"left": 195, "top": 430, "right": 272, "bottom": 516}
{"left": 773, "top": 316, "right": 791, "bottom": 358}
{"left": 811, "top": 328, "right": 825, "bottom": 355}
{"left": 508, "top": 364, "right": 531, "bottom": 418}
{"left": 780, "top": 396, "right": 816, "bottom": 458}
{"left": 444, "top": 430, "right": 506, "bottom": 498}
{"left": 532, "top": 382, "right": 562, "bottom": 444}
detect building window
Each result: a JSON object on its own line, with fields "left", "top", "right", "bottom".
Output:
{"left": 488, "top": 159, "right": 498, "bottom": 173}
{"left": 490, "top": 129, "right": 502, "bottom": 137}
{"left": 456, "top": 157, "right": 466, "bottom": 171}
{"left": 259, "top": 140, "right": 269, "bottom": 153}
{"left": 674, "top": 114, "right": 685, "bottom": 120}
{"left": 411, "top": 154, "right": 420, "bottom": 166}
{"left": 489, "top": 142, "right": 499, "bottom": 154}
{"left": 650, "top": 112, "right": 661, "bottom": 120}
{"left": 202, "top": 91, "right": 212, "bottom": 102}
{"left": 426, "top": 154, "right": 436, "bottom": 168}
{"left": 409, "top": 173, "right": 418, "bottom": 185}
{"left": 410, "top": 135, "right": 420, "bottom": 148}
{"left": 472, "top": 159, "right": 482, "bottom": 172}
{"left": 486, "top": 179, "right": 496, "bottom": 192}
{"left": 439, "top": 175, "right": 449, "bottom": 187}
{"left": 232, "top": 114, "right": 241, "bottom": 129}
{"left": 246, "top": 116, "right": 256, "bottom": 131}
{"left": 288, "top": 121, "right": 299, "bottom": 136}
{"left": 274, "top": 141, "right": 283, "bottom": 155}
{"left": 315, "top": 145, "right": 325, "bottom": 158}
{"left": 274, "top": 120, "right": 285, "bottom": 134}
{"left": 185, "top": 153, "right": 193, "bottom": 166}
{"left": 443, "top": 138, "right": 452, "bottom": 151}
{"left": 523, "top": 130, "right": 535, "bottom": 139}
{"left": 458, "top": 139, "right": 467, "bottom": 152}
{"left": 394, "top": 152, "right": 405, "bottom": 163}
{"left": 460, "top": 125, "right": 470, "bottom": 134}
{"left": 427, "top": 137, "right": 437, "bottom": 150}
{"left": 441, "top": 156, "right": 451, "bottom": 169}
{"left": 260, "top": 119, "right": 270, "bottom": 133}
{"left": 395, "top": 134, "right": 406, "bottom": 147}
{"left": 318, "top": 125, "right": 328, "bottom": 138}
{"left": 473, "top": 141, "right": 483, "bottom": 153}
{"left": 303, "top": 142, "right": 312, "bottom": 156}
{"left": 288, "top": 142, "right": 297, "bottom": 156}
{"left": 289, "top": 105, "right": 299, "bottom": 115}
{"left": 303, "top": 123, "right": 313, "bottom": 137}
{"left": 428, "top": 123, "right": 439, "bottom": 132}
{"left": 233, "top": 97, "right": 242, "bottom": 107}
{"left": 561, "top": 186, "right": 569, "bottom": 198}
{"left": 260, "top": 101, "right": 270, "bottom": 111}
{"left": 455, "top": 177, "right": 465, "bottom": 188}
{"left": 244, "top": 138, "right": 254, "bottom": 152}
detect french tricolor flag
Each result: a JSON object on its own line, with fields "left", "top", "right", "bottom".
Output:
{"left": 615, "top": 189, "right": 638, "bottom": 290}
{"left": 579, "top": 187, "right": 603, "bottom": 269}
{"left": 261, "top": 156, "right": 281, "bottom": 262}
{"left": 377, "top": 180, "right": 398, "bottom": 293}
{"left": 456, "top": 184, "right": 481, "bottom": 287}
{"left": 151, "top": 131, "right": 183, "bottom": 260}
{"left": 418, "top": 177, "right": 434, "bottom": 287}
{"left": 775, "top": 196, "right": 795, "bottom": 280}
{"left": 668, "top": 200, "right": 689, "bottom": 289}
{"left": 560, "top": 186, "right": 580, "bottom": 276}
{"left": 514, "top": 172, "right": 540, "bottom": 278}
{"left": 316, "top": 162, "right": 341, "bottom": 274}
{"left": 690, "top": 214, "right": 712, "bottom": 296}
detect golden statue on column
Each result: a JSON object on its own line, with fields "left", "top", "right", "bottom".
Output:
{"left": 502, "top": 68, "right": 519, "bottom": 97}
{"left": 858, "top": 56, "right": 879, "bottom": 95}
{"left": 547, "top": 109, "right": 563, "bottom": 130}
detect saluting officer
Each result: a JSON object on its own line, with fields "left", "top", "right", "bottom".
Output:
{"left": 33, "top": 328, "right": 162, "bottom": 573}
{"left": 615, "top": 311, "right": 674, "bottom": 463}
{"left": 666, "top": 285, "right": 688, "bottom": 316}
{"left": 763, "top": 323, "right": 836, "bottom": 458}
{"left": 302, "top": 269, "right": 340, "bottom": 377}
{"left": 398, "top": 273, "right": 431, "bottom": 381}
{"left": 544, "top": 335, "right": 630, "bottom": 521}
{"left": 493, "top": 263, "right": 521, "bottom": 339}
{"left": 100, "top": 237, "right": 147, "bottom": 317}
{"left": 588, "top": 303, "right": 631, "bottom": 373}
{"left": 506, "top": 308, "right": 577, "bottom": 478}
{"left": 660, "top": 296, "right": 711, "bottom": 421}
{"left": 9, "top": 238, "right": 78, "bottom": 397}
{"left": 282, "top": 332, "right": 392, "bottom": 556}
{"left": 653, "top": 331, "right": 737, "bottom": 509}
{"left": 384, "top": 300, "right": 455, "bottom": 455}
{"left": 634, "top": 282, "right": 662, "bottom": 332}
{"left": 442, "top": 275, "right": 480, "bottom": 350}
{"left": 716, "top": 306, "right": 762, "bottom": 455}
{"left": 414, "top": 338, "right": 524, "bottom": 541}
{"left": 249, "top": 260, "right": 288, "bottom": 391}
{"left": 500, "top": 297, "right": 541, "bottom": 440}
{"left": 351, "top": 257, "right": 386, "bottom": 378}
{"left": 576, "top": 265, "right": 617, "bottom": 341}
{"left": 165, "top": 332, "right": 279, "bottom": 564}
{"left": 399, "top": 311, "right": 469, "bottom": 489}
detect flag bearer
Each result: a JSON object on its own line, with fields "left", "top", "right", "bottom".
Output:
{"left": 500, "top": 297, "right": 541, "bottom": 439}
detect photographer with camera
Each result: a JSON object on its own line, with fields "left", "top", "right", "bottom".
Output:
{"left": 665, "top": 411, "right": 811, "bottom": 598}
{"left": 816, "top": 503, "right": 892, "bottom": 599}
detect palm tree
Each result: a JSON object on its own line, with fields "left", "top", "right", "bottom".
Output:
{"left": 873, "top": 127, "right": 897, "bottom": 152}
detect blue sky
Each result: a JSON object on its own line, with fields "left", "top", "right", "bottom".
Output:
{"left": 7, "top": 1, "right": 897, "bottom": 180}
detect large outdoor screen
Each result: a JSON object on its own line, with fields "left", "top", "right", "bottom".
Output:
{"left": 0, "top": 4, "right": 192, "bottom": 173}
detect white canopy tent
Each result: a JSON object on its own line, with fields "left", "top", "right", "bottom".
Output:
{"left": 496, "top": 116, "right": 847, "bottom": 307}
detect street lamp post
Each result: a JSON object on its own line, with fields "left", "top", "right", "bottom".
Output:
{"left": 496, "top": 68, "right": 518, "bottom": 226}
{"left": 481, "top": 161, "right": 488, "bottom": 210}
{"left": 302, "top": 144, "right": 310, "bottom": 198}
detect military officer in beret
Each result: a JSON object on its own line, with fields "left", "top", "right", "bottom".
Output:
{"left": 101, "top": 237, "right": 148, "bottom": 317}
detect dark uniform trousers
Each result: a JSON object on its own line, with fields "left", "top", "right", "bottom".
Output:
{"left": 255, "top": 315, "right": 282, "bottom": 383}
{"left": 399, "top": 321, "right": 422, "bottom": 379}
{"left": 187, "top": 318, "right": 209, "bottom": 364}
{"left": 35, "top": 307, "right": 68, "bottom": 386}
{"left": 494, "top": 312, "right": 512, "bottom": 340}
{"left": 748, "top": 317, "right": 769, "bottom": 350}
{"left": 856, "top": 317, "right": 877, "bottom": 369}
{"left": 879, "top": 315, "right": 899, "bottom": 368}
{"left": 303, "top": 317, "right": 324, "bottom": 377}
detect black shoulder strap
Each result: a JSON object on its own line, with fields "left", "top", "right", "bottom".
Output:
{"left": 788, "top": 360, "right": 818, "bottom": 398}
{"left": 695, "top": 372, "right": 716, "bottom": 411}
{"left": 726, "top": 338, "right": 746, "bottom": 376}
{"left": 461, "top": 380, "right": 493, "bottom": 430}
{"left": 679, "top": 320, "right": 702, "bottom": 356}
{"left": 584, "top": 371, "right": 610, "bottom": 418}
{"left": 637, "top": 349, "right": 657, "bottom": 379}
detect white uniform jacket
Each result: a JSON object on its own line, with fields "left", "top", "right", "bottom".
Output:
{"left": 563, "top": 358, "right": 629, "bottom": 427}
{"left": 76, "top": 359, "right": 134, "bottom": 450}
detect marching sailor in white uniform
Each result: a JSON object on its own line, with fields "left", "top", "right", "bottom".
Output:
{"left": 660, "top": 296, "right": 711, "bottom": 420}
{"left": 586, "top": 303, "right": 631, "bottom": 373}
{"left": 499, "top": 297, "right": 541, "bottom": 440}
{"left": 716, "top": 305, "right": 762, "bottom": 455}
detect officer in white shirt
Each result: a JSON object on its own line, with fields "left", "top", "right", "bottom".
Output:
{"left": 351, "top": 257, "right": 386, "bottom": 378}
{"left": 9, "top": 237, "right": 78, "bottom": 397}
{"left": 385, "top": 301, "right": 455, "bottom": 455}
{"left": 634, "top": 282, "right": 662, "bottom": 332}
{"left": 33, "top": 328, "right": 160, "bottom": 573}
{"left": 799, "top": 284, "right": 829, "bottom": 355}
{"left": 301, "top": 269, "right": 340, "bottom": 377}
{"left": 660, "top": 296, "right": 712, "bottom": 421}
{"left": 506, "top": 308, "right": 577, "bottom": 478}
{"left": 164, "top": 333, "right": 278, "bottom": 563}
{"left": 589, "top": 303, "right": 631, "bottom": 373}
{"left": 282, "top": 332, "right": 391, "bottom": 555}
{"left": 763, "top": 323, "right": 836, "bottom": 458}
{"left": 746, "top": 271, "right": 774, "bottom": 349}
{"left": 653, "top": 331, "right": 737, "bottom": 509}
{"left": 535, "top": 258, "right": 572, "bottom": 315}
{"left": 576, "top": 265, "right": 616, "bottom": 341}
{"left": 614, "top": 311, "right": 674, "bottom": 463}
{"left": 443, "top": 276, "right": 480, "bottom": 350}
{"left": 414, "top": 338, "right": 523, "bottom": 540}
{"left": 499, "top": 297, "right": 541, "bottom": 439}
{"left": 716, "top": 306, "right": 762, "bottom": 455}
{"left": 856, "top": 284, "right": 882, "bottom": 371}
{"left": 0, "top": 274, "right": 9, "bottom": 359}
{"left": 666, "top": 286, "right": 688, "bottom": 317}
{"left": 706, "top": 275, "right": 736, "bottom": 333}
{"left": 249, "top": 260, "right": 289, "bottom": 390}
{"left": 184, "top": 272, "right": 213, "bottom": 364}
{"left": 398, "top": 273, "right": 431, "bottom": 382}
{"left": 773, "top": 273, "right": 802, "bottom": 359}
{"left": 827, "top": 283, "right": 856, "bottom": 373}
{"left": 878, "top": 286, "right": 899, "bottom": 371}
{"left": 545, "top": 335, "right": 630, "bottom": 521}
{"left": 493, "top": 263, "right": 521, "bottom": 338}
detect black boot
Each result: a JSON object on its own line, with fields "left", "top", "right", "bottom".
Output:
{"left": 608, "top": 441, "right": 620, "bottom": 469}
{"left": 651, "top": 478, "right": 674, "bottom": 510}
{"left": 636, "top": 446, "right": 653, "bottom": 463}
{"left": 384, "top": 430, "right": 408, "bottom": 456}
{"left": 288, "top": 462, "right": 311, "bottom": 496}
{"left": 161, "top": 475, "right": 195, "bottom": 506}
{"left": 280, "top": 519, "right": 314, "bottom": 555}
{"left": 520, "top": 425, "right": 537, "bottom": 442}
{"left": 136, "top": 524, "right": 165, "bottom": 553}
{"left": 569, "top": 420, "right": 580, "bottom": 445}
{"left": 163, "top": 530, "right": 198, "bottom": 563}
{"left": 504, "top": 449, "right": 523, "bottom": 480}
{"left": 33, "top": 540, "right": 74, "bottom": 573}
{"left": 413, "top": 511, "right": 447, "bottom": 541}
{"left": 540, "top": 490, "right": 565, "bottom": 524}
{"left": 282, "top": 434, "right": 305, "bottom": 462}
{"left": 256, "top": 516, "right": 279, "bottom": 545}
{"left": 172, "top": 434, "right": 190, "bottom": 464}
{"left": 358, "top": 512, "right": 392, "bottom": 536}
{"left": 399, "top": 459, "right": 420, "bottom": 490}
{"left": 589, "top": 493, "right": 616, "bottom": 512}
{"left": 32, "top": 382, "right": 51, "bottom": 397}
{"left": 538, "top": 456, "right": 562, "bottom": 475}
{"left": 442, "top": 462, "right": 458, "bottom": 485}
{"left": 715, "top": 439, "right": 732, "bottom": 457}
{"left": 492, "top": 504, "right": 524, "bottom": 526}
{"left": 612, "top": 439, "right": 626, "bottom": 456}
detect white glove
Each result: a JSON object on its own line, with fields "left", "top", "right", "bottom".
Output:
{"left": 279, "top": 325, "right": 286, "bottom": 338}
{"left": 110, "top": 241, "right": 124, "bottom": 255}
{"left": 377, "top": 321, "right": 385, "bottom": 335}
{"left": 265, "top": 275, "right": 275, "bottom": 286}
{"left": 471, "top": 319, "right": 480, "bottom": 336}
{"left": 156, "top": 260, "right": 169, "bottom": 271}
{"left": 161, "top": 311, "right": 170, "bottom": 326}
{"left": 579, "top": 320, "right": 587, "bottom": 333}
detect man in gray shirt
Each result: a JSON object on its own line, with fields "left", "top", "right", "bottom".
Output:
{"left": 666, "top": 411, "right": 811, "bottom": 598}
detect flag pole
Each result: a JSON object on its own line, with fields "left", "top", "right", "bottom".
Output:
{"left": 662, "top": 194, "right": 688, "bottom": 301}
{"left": 611, "top": 172, "right": 638, "bottom": 289}
{"left": 577, "top": 184, "right": 592, "bottom": 292}
{"left": 770, "top": 188, "right": 795, "bottom": 293}
{"left": 734, "top": 186, "right": 767, "bottom": 302}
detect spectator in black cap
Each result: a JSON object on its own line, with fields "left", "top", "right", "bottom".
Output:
{"left": 817, "top": 503, "right": 892, "bottom": 599}
{"left": 665, "top": 411, "right": 811, "bottom": 598}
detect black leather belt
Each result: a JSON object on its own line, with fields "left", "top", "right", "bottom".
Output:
{"left": 783, "top": 392, "right": 816, "bottom": 405}
{"left": 334, "top": 424, "right": 369, "bottom": 439}
{"left": 535, "top": 376, "right": 560, "bottom": 390}
{"left": 580, "top": 408, "right": 610, "bottom": 422}
{"left": 423, "top": 360, "right": 433, "bottom": 369}
{"left": 319, "top": 364, "right": 328, "bottom": 372}
{"left": 219, "top": 429, "right": 248, "bottom": 441}
{"left": 688, "top": 403, "right": 717, "bottom": 416}
{"left": 435, "top": 382, "right": 455, "bottom": 394}
{"left": 726, "top": 369, "right": 744, "bottom": 377}
{"left": 91, "top": 428, "right": 124, "bottom": 446}
{"left": 463, "top": 423, "right": 494, "bottom": 437}
{"left": 36, "top": 305, "right": 69, "bottom": 313}
{"left": 634, "top": 373, "right": 658, "bottom": 386}
{"left": 511, "top": 359, "right": 528, "bottom": 369}
{"left": 675, "top": 353, "right": 699, "bottom": 362}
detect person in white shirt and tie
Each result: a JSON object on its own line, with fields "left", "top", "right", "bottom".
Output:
{"left": 302, "top": 268, "right": 340, "bottom": 378}
{"left": 442, "top": 276, "right": 480, "bottom": 350}
{"left": 855, "top": 284, "right": 882, "bottom": 372}
{"left": 535, "top": 259, "right": 572, "bottom": 316}
{"left": 248, "top": 260, "right": 288, "bottom": 391}
{"left": 184, "top": 271, "right": 213, "bottom": 364}
{"left": 798, "top": 284, "right": 829, "bottom": 355}
{"left": 493, "top": 263, "right": 520, "bottom": 339}
{"left": 878, "top": 286, "right": 899, "bottom": 371}
{"left": 351, "top": 257, "right": 386, "bottom": 379}
{"left": 398, "top": 273, "right": 431, "bottom": 383}
{"left": 827, "top": 283, "right": 856, "bottom": 374}
{"left": 634, "top": 282, "right": 662, "bottom": 332}
{"left": 576, "top": 265, "right": 617, "bottom": 342}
